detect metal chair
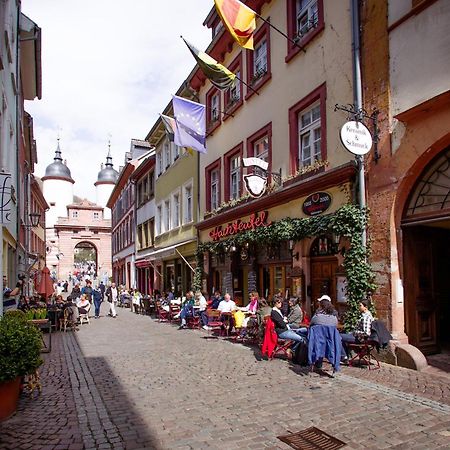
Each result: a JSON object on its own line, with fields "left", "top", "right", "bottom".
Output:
{"left": 347, "top": 337, "right": 380, "bottom": 370}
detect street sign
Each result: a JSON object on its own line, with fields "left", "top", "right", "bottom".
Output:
{"left": 340, "top": 121, "right": 372, "bottom": 156}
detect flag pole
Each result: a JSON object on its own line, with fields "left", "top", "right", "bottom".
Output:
{"left": 254, "top": 13, "right": 306, "bottom": 53}
{"left": 235, "top": 73, "right": 260, "bottom": 96}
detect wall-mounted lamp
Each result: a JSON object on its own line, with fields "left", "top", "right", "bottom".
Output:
{"left": 288, "top": 239, "right": 299, "bottom": 261}
{"left": 27, "top": 212, "right": 41, "bottom": 228}
{"left": 229, "top": 243, "right": 237, "bottom": 253}
{"left": 332, "top": 233, "right": 345, "bottom": 255}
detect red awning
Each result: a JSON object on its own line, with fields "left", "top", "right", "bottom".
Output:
{"left": 135, "top": 260, "right": 150, "bottom": 268}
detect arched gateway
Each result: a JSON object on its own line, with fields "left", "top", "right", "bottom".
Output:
{"left": 402, "top": 146, "right": 450, "bottom": 354}
{"left": 73, "top": 241, "right": 98, "bottom": 280}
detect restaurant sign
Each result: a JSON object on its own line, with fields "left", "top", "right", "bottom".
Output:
{"left": 302, "top": 192, "right": 332, "bottom": 216}
{"left": 209, "top": 211, "right": 271, "bottom": 241}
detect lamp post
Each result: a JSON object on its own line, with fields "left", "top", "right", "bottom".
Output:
{"left": 24, "top": 212, "right": 41, "bottom": 297}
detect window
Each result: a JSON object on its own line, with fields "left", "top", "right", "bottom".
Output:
{"left": 184, "top": 183, "right": 193, "bottom": 223}
{"left": 299, "top": 102, "right": 321, "bottom": 166}
{"left": 246, "top": 22, "right": 271, "bottom": 98}
{"left": 211, "top": 169, "right": 220, "bottom": 211}
{"left": 206, "top": 87, "right": 221, "bottom": 133}
{"left": 296, "top": 0, "right": 318, "bottom": 37}
{"left": 137, "top": 181, "right": 143, "bottom": 205}
{"left": 93, "top": 212, "right": 100, "bottom": 220}
{"left": 172, "top": 142, "right": 180, "bottom": 161}
{"left": 157, "top": 152, "right": 162, "bottom": 176}
{"left": 286, "top": 0, "right": 324, "bottom": 62}
{"left": 143, "top": 175, "right": 149, "bottom": 202}
{"left": 72, "top": 211, "right": 78, "bottom": 218}
{"left": 137, "top": 224, "right": 143, "bottom": 250}
{"left": 143, "top": 222, "right": 149, "bottom": 248}
{"left": 224, "top": 143, "right": 243, "bottom": 201}
{"left": 288, "top": 83, "right": 326, "bottom": 174}
{"left": 149, "top": 171, "right": 154, "bottom": 196}
{"left": 148, "top": 219, "right": 154, "bottom": 246}
{"left": 173, "top": 192, "right": 180, "bottom": 228}
{"left": 247, "top": 123, "right": 272, "bottom": 176}
{"left": 164, "top": 200, "right": 170, "bottom": 232}
{"left": 50, "top": 202, "right": 55, "bottom": 206}
{"left": 224, "top": 53, "right": 243, "bottom": 116}
{"left": 164, "top": 141, "right": 171, "bottom": 170}
{"left": 156, "top": 205, "right": 162, "bottom": 235}
{"left": 212, "top": 20, "right": 223, "bottom": 38}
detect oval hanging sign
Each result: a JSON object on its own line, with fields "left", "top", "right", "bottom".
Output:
{"left": 302, "top": 192, "right": 332, "bottom": 216}
{"left": 340, "top": 121, "right": 372, "bottom": 155}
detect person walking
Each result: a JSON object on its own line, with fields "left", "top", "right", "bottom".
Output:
{"left": 99, "top": 281, "right": 106, "bottom": 302}
{"left": 105, "top": 282, "right": 118, "bottom": 318}
{"left": 92, "top": 286, "right": 102, "bottom": 319}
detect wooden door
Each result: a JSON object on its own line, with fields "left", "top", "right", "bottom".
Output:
{"left": 311, "top": 257, "right": 338, "bottom": 311}
{"left": 404, "top": 226, "right": 450, "bottom": 354}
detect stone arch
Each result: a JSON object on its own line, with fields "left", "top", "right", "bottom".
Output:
{"left": 73, "top": 241, "right": 98, "bottom": 279}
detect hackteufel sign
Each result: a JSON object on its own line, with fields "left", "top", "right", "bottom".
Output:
{"left": 209, "top": 211, "right": 271, "bottom": 241}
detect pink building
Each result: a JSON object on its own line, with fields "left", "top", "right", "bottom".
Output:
{"left": 54, "top": 199, "right": 112, "bottom": 282}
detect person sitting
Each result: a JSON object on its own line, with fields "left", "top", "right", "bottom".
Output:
{"left": 211, "top": 290, "right": 223, "bottom": 309}
{"left": 239, "top": 291, "right": 259, "bottom": 314}
{"left": 287, "top": 297, "right": 303, "bottom": 328}
{"left": 270, "top": 297, "right": 305, "bottom": 357}
{"left": 178, "top": 291, "right": 195, "bottom": 329}
{"left": 217, "top": 293, "right": 237, "bottom": 334}
{"left": 340, "top": 299, "right": 374, "bottom": 358}
{"left": 76, "top": 294, "right": 91, "bottom": 315}
{"left": 195, "top": 291, "right": 209, "bottom": 330}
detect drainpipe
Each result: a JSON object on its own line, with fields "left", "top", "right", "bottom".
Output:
{"left": 351, "top": 0, "right": 367, "bottom": 249}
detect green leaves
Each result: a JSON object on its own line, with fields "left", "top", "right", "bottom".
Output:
{"left": 0, "top": 311, "right": 43, "bottom": 382}
{"left": 194, "top": 204, "right": 376, "bottom": 330}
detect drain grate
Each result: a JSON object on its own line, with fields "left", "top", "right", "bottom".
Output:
{"left": 278, "top": 427, "right": 346, "bottom": 450}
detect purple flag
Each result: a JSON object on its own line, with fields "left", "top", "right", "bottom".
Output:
{"left": 172, "top": 95, "right": 206, "bottom": 154}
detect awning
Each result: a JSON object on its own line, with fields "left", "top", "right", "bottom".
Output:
{"left": 135, "top": 259, "right": 150, "bottom": 268}
{"left": 147, "top": 239, "right": 196, "bottom": 261}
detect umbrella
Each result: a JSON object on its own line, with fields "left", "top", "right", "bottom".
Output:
{"left": 37, "top": 267, "right": 55, "bottom": 299}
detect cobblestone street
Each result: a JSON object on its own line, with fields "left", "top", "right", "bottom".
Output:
{"left": 2, "top": 305, "right": 450, "bottom": 450}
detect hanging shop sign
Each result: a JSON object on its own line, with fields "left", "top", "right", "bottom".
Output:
{"left": 0, "top": 173, "right": 12, "bottom": 224}
{"left": 242, "top": 157, "right": 269, "bottom": 198}
{"left": 209, "top": 211, "right": 271, "bottom": 241}
{"left": 340, "top": 121, "right": 372, "bottom": 156}
{"left": 302, "top": 192, "right": 332, "bottom": 216}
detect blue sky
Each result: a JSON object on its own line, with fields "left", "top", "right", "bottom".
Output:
{"left": 23, "top": 0, "right": 213, "bottom": 200}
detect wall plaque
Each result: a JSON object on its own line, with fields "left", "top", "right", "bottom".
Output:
{"left": 302, "top": 192, "right": 332, "bottom": 216}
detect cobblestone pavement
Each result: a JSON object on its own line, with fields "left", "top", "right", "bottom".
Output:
{"left": 2, "top": 305, "right": 450, "bottom": 450}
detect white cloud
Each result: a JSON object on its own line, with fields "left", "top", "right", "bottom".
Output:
{"left": 23, "top": 0, "right": 213, "bottom": 200}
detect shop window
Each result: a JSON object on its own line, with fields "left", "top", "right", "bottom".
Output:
{"left": 206, "top": 87, "right": 221, "bottom": 133}
{"left": 224, "top": 143, "right": 243, "bottom": 201}
{"left": 224, "top": 53, "right": 243, "bottom": 117}
{"left": 205, "top": 159, "right": 221, "bottom": 212}
{"left": 247, "top": 123, "right": 272, "bottom": 176}
{"left": 246, "top": 22, "right": 271, "bottom": 99}
{"left": 289, "top": 83, "right": 326, "bottom": 175}
{"left": 286, "top": 0, "right": 324, "bottom": 62}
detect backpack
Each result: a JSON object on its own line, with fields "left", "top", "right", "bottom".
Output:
{"left": 293, "top": 341, "right": 308, "bottom": 366}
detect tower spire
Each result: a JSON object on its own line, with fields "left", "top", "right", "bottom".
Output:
{"left": 54, "top": 138, "right": 62, "bottom": 161}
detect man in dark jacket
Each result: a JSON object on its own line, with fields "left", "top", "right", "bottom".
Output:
{"left": 92, "top": 287, "right": 102, "bottom": 319}
{"left": 99, "top": 281, "right": 106, "bottom": 302}
{"left": 81, "top": 280, "right": 93, "bottom": 304}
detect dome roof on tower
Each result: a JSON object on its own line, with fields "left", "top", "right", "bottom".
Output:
{"left": 95, "top": 152, "right": 119, "bottom": 185}
{"left": 42, "top": 141, "right": 74, "bottom": 183}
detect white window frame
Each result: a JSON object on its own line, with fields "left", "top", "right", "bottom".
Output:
{"left": 253, "top": 136, "right": 269, "bottom": 162}
{"left": 172, "top": 142, "right": 180, "bottom": 161}
{"left": 299, "top": 101, "right": 321, "bottom": 167}
{"left": 296, "top": 0, "right": 318, "bottom": 38}
{"left": 253, "top": 39, "right": 267, "bottom": 78}
{"left": 183, "top": 180, "right": 193, "bottom": 224}
{"left": 156, "top": 204, "right": 162, "bottom": 235}
{"left": 230, "top": 155, "right": 241, "bottom": 200}
{"left": 164, "top": 199, "right": 171, "bottom": 232}
{"left": 211, "top": 168, "right": 219, "bottom": 211}
{"left": 164, "top": 140, "right": 171, "bottom": 170}
{"left": 210, "top": 93, "right": 219, "bottom": 122}
{"left": 172, "top": 190, "right": 181, "bottom": 229}
{"left": 156, "top": 152, "right": 162, "bottom": 177}
{"left": 72, "top": 211, "right": 78, "bottom": 218}
{"left": 227, "top": 69, "right": 241, "bottom": 105}
{"left": 93, "top": 211, "right": 100, "bottom": 220}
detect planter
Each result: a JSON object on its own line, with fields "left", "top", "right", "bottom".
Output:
{"left": 0, "top": 377, "right": 21, "bottom": 422}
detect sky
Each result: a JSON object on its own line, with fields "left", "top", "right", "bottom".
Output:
{"left": 23, "top": 0, "right": 213, "bottom": 201}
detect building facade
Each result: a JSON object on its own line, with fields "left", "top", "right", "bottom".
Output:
{"left": 147, "top": 100, "right": 199, "bottom": 297}
{"left": 363, "top": 0, "right": 450, "bottom": 355}
{"left": 191, "top": 0, "right": 357, "bottom": 310}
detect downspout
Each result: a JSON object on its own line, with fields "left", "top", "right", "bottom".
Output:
{"left": 351, "top": 0, "right": 367, "bottom": 249}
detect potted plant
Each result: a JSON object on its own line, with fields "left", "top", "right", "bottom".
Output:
{"left": 0, "top": 310, "right": 43, "bottom": 421}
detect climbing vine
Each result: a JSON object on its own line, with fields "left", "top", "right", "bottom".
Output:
{"left": 194, "top": 204, "right": 376, "bottom": 331}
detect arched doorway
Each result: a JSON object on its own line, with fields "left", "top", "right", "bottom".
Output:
{"left": 402, "top": 146, "right": 450, "bottom": 355}
{"left": 73, "top": 241, "right": 98, "bottom": 281}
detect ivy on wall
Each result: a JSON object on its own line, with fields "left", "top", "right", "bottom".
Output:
{"left": 194, "top": 204, "right": 376, "bottom": 331}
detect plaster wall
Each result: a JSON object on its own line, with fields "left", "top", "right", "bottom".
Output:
{"left": 43, "top": 179, "right": 73, "bottom": 227}
{"left": 136, "top": 199, "right": 155, "bottom": 225}
{"left": 198, "top": 0, "right": 354, "bottom": 217}
{"left": 389, "top": 0, "right": 450, "bottom": 116}
{"left": 96, "top": 183, "right": 114, "bottom": 219}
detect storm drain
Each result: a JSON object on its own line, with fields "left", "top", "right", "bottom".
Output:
{"left": 278, "top": 427, "right": 346, "bottom": 450}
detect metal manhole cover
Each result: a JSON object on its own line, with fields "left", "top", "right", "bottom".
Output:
{"left": 278, "top": 427, "right": 346, "bottom": 450}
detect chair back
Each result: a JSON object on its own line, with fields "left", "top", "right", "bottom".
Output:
{"left": 308, "top": 325, "right": 342, "bottom": 371}
{"left": 206, "top": 309, "right": 221, "bottom": 319}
